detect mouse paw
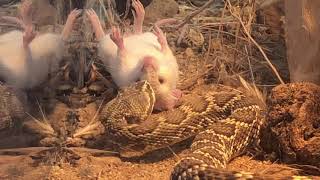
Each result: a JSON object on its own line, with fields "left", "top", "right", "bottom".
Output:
{"left": 86, "top": 9, "right": 100, "bottom": 28}
{"left": 153, "top": 25, "right": 169, "bottom": 52}
{"left": 86, "top": 8, "right": 106, "bottom": 41}
{"left": 61, "top": 9, "right": 81, "bottom": 40}
{"left": 66, "top": 9, "right": 82, "bottom": 25}
{"left": 22, "top": 24, "right": 36, "bottom": 48}
{"left": 132, "top": 0, "right": 145, "bottom": 34}
{"left": 19, "top": 0, "right": 33, "bottom": 25}
{"left": 1, "top": 16, "right": 25, "bottom": 29}
{"left": 110, "top": 26, "right": 125, "bottom": 51}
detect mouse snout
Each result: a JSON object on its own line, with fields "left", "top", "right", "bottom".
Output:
{"left": 153, "top": 89, "right": 182, "bottom": 111}
{"left": 154, "top": 98, "right": 175, "bottom": 111}
{"left": 142, "top": 56, "right": 158, "bottom": 71}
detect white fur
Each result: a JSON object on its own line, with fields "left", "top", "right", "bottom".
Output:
{"left": 0, "top": 30, "right": 64, "bottom": 89}
{"left": 98, "top": 32, "right": 179, "bottom": 92}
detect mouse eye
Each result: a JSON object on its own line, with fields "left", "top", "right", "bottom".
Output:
{"left": 159, "top": 77, "right": 165, "bottom": 84}
{"left": 135, "top": 78, "right": 140, "bottom": 82}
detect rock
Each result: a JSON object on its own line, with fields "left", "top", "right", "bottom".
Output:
{"left": 262, "top": 82, "right": 320, "bottom": 167}
{"left": 144, "top": 0, "right": 179, "bottom": 24}
{"left": 31, "top": 0, "right": 57, "bottom": 26}
{"left": 257, "top": 0, "right": 284, "bottom": 40}
{"left": 184, "top": 48, "right": 194, "bottom": 58}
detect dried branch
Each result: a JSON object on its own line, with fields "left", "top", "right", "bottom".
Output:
{"left": 226, "top": 0, "right": 285, "bottom": 84}
{"left": 176, "top": 0, "right": 216, "bottom": 29}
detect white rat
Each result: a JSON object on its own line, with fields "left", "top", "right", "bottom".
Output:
{"left": 0, "top": 0, "right": 81, "bottom": 89}
{"left": 86, "top": 0, "right": 181, "bottom": 111}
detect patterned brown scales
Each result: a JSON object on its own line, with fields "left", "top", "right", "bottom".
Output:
{"left": 99, "top": 80, "right": 261, "bottom": 179}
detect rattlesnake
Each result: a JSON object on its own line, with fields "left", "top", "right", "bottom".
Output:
{"left": 98, "top": 80, "right": 315, "bottom": 179}
{"left": 98, "top": 80, "right": 264, "bottom": 179}
{"left": 0, "top": 83, "right": 27, "bottom": 131}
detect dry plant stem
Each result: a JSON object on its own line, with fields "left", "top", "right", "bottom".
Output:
{"left": 36, "top": 98, "right": 49, "bottom": 124}
{"left": 204, "top": 29, "right": 212, "bottom": 64}
{"left": 177, "top": 24, "right": 188, "bottom": 46}
{"left": 245, "top": 45, "right": 255, "bottom": 83}
{"left": 25, "top": 112, "right": 55, "bottom": 136}
{"left": 226, "top": 0, "right": 285, "bottom": 84}
{"left": 217, "top": 2, "right": 228, "bottom": 39}
{"left": 123, "top": 0, "right": 131, "bottom": 20}
{"left": 167, "top": 146, "right": 180, "bottom": 160}
{"left": 203, "top": 27, "right": 250, "bottom": 42}
{"left": 0, "top": 16, "right": 24, "bottom": 28}
{"left": 180, "top": 66, "right": 215, "bottom": 90}
{"left": 0, "top": 147, "right": 51, "bottom": 155}
{"left": 98, "top": 0, "right": 109, "bottom": 24}
{"left": 0, "top": 147, "right": 119, "bottom": 156}
{"left": 97, "top": 0, "right": 116, "bottom": 29}
{"left": 176, "top": 0, "right": 216, "bottom": 29}
{"left": 0, "top": 23, "right": 22, "bottom": 29}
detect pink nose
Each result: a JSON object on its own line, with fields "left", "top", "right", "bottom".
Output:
{"left": 154, "top": 99, "right": 175, "bottom": 111}
{"left": 153, "top": 89, "right": 182, "bottom": 111}
{"left": 142, "top": 56, "right": 158, "bottom": 71}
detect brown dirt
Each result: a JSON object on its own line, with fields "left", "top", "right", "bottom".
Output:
{"left": 263, "top": 82, "right": 320, "bottom": 167}
{"left": 0, "top": 146, "right": 316, "bottom": 180}
{"left": 0, "top": 0, "right": 320, "bottom": 179}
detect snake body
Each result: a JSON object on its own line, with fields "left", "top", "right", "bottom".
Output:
{"left": 0, "top": 84, "right": 26, "bottom": 131}
{"left": 99, "top": 80, "right": 265, "bottom": 179}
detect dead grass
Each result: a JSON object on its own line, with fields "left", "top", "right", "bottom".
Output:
{"left": 170, "top": 0, "right": 287, "bottom": 91}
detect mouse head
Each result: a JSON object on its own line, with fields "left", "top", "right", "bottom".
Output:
{"left": 140, "top": 56, "right": 182, "bottom": 111}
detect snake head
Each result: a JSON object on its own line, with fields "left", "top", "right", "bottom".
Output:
{"left": 107, "top": 80, "right": 156, "bottom": 118}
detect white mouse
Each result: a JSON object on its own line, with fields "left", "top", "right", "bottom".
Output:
{"left": 86, "top": 0, "right": 181, "bottom": 111}
{"left": 0, "top": 0, "right": 81, "bottom": 89}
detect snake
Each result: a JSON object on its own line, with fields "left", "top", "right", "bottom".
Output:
{"left": 0, "top": 83, "right": 27, "bottom": 131}
{"left": 99, "top": 80, "right": 263, "bottom": 179}
{"left": 98, "top": 80, "right": 315, "bottom": 179}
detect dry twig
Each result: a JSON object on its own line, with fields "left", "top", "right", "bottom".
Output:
{"left": 226, "top": 0, "right": 285, "bottom": 84}
{"left": 176, "top": 0, "right": 216, "bottom": 29}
